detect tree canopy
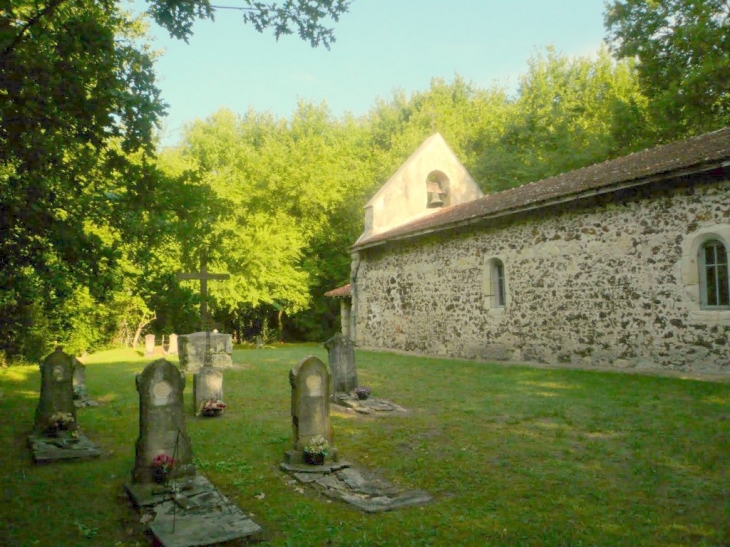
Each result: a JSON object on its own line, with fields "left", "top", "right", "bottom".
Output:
{"left": 605, "top": 0, "right": 730, "bottom": 139}
{"left": 2, "top": 0, "right": 726, "bottom": 360}
{"left": 0, "top": 0, "right": 351, "bottom": 359}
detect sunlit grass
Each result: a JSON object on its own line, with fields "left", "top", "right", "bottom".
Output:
{"left": 0, "top": 344, "right": 728, "bottom": 546}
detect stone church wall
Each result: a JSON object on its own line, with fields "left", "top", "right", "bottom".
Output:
{"left": 352, "top": 175, "right": 730, "bottom": 375}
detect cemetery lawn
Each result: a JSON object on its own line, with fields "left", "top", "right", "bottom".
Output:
{"left": 1, "top": 345, "right": 729, "bottom": 547}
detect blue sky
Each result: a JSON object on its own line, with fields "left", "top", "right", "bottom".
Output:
{"left": 139, "top": 1, "right": 609, "bottom": 146}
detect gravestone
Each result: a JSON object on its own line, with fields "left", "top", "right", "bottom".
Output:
{"left": 71, "top": 359, "right": 98, "bottom": 408}
{"left": 34, "top": 347, "right": 77, "bottom": 433}
{"left": 72, "top": 360, "right": 87, "bottom": 400}
{"left": 324, "top": 333, "right": 358, "bottom": 394}
{"left": 255, "top": 335, "right": 264, "bottom": 348}
{"left": 284, "top": 355, "right": 338, "bottom": 464}
{"left": 193, "top": 366, "right": 224, "bottom": 415}
{"left": 28, "top": 348, "right": 101, "bottom": 462}
{"left": 144, "top": 334, "right": 156, "bottom": 357}
{"left": 130, "top": 359, "right": 195, "bottom": 484}
{"left": 178, "top": 332, "right": 232, "bottom": 373}
{"left": 167, "top": 334, "right": 179, "bottom": 355}
{"left": 126, "top": 359, "right": 262, "bottom": 546}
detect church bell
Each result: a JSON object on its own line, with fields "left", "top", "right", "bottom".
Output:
{"left": 427, "top": 191, "right": 444, "bottom": 208}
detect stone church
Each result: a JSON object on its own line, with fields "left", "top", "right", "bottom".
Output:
{"left": 340, "top": 129, "right": 730, "bottom": 377}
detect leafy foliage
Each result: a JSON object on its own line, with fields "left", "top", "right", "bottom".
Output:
{"left": 474, "top": 47, "right": 649, "bottom": 191}
{"left": 0, "top": 0, "right": 351, "bottom": 358}
{"left": 605, "top": 0, "right": 730, "bottom": 139}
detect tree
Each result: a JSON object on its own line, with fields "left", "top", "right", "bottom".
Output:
{"left": 473, "top": 47, "right": 649, "bottom": 191}
{"left": 165, "top": 103, "right": 375, "bottom": 341}
{"left": 366, "top": 76, "right": 509, "bottom": 186}
{"left": 0, "top": 0, "right": 351, "bottom": 359}
{"left": 605, "top": 0, "right": 730, "bottom": 140}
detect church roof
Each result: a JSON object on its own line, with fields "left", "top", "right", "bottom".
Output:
{"left": 324, "top": 284, "right": 351, "bottom": 298}
{"left": 353, "top": 127, "right": 730, "bottom": 250}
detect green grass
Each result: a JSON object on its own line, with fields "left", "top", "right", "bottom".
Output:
{"left": 1, "top": 344, "right": 728, "bottom": 546}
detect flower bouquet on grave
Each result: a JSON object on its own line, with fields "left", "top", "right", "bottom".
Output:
{"left": 354, "top": 386, "right": 372, "bottom": 400}
{"left": 303, "top": 435, "right": 329, "bottom": 465}
{"left": 150, "top": 453, "right": 175, "bottom": 483}
{"left": 47, "top": 411, "right": 75, "bottom": 435}
{"left": 199, "top": 398, "right": 226, "bottom": 417}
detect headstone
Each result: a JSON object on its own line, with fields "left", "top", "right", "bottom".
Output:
{"left": 178, "top": 332, "right": 232, "bottom": 373}
{"left": 144, "top": 334, "right": 156, "bottom": 357}
{"left": 284, "top": 356, "right": 338, "bottom": 464}
{"left": 193, "top": 366, "right": 224, "bottom": 415}
{"left": 167, "top": 334, "right": 179, "bottom": 355}
{"left": 34, "top": 347, "right": 77, "bottom": 433}
{"left": 72, "top": 360, "right": 87, "bottom": 400}
{"left": 28, "top": 348, "right": 101, "bottom": 463}
{"left": 255, "top": 335, "right": 264, "bottom": 349}
{"left": 324, "top": 333, "right": 358, "bottom": 394}
{"left": 130, "top": 359, "right": 195, "bottom": 484}
{"left": 126, "top": 361, "right": 262, "bottom": 546}
{"left": 71, "top": 358, "right": 98, "bottom": 407}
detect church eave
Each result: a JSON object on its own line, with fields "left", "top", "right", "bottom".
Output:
{"left": 351, "top": 158, "right": 730, "bottom": 252}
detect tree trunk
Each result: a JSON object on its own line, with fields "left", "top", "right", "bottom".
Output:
{"left": 132, "top": 313, "right": 156, "bottom": 348}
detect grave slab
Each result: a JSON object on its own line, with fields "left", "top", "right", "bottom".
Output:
{"left": 281, "top": 461, "right": 432, "bottom": 513}
{"left": 128, "top": 474, "right": 262, "bottom": 547}
{"left": 28, "top": 432, "right": 102, "bottom": 463}
{"left": 332, "top": 393, "right": 408, "bottom": 416}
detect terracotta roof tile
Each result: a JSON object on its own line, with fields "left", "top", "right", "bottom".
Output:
{"left": 325, "top": 284, "right": 351, "bottom": 298}
{"left": 353, "top": 128, "right": 730, "bottom": 250}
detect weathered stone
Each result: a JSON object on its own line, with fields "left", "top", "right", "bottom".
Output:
{"left": 144, "top": 334, "right": 156, "bottom": 357}
{"left": 34, "top": 348, "right": 77, "bottom": 434}
{"left": 332, "top": 392, "right": 408, "bottom": 415}
{"left": 178, "top": 332, "right": 232, "bottom": 373}
{"left": 29, "top": 348, "right": 101, "bottom": 462}
{"left": 27, "top": 431, "right": 102, "bottom": 463}
{"left": 130, "top": 359, "right": 195, "bottom": 484}
{"left": 284, "top": 355, "right": 338, "bottom": 465}
{"left": 72, "top": 360, "right": 86, "bottom": 399}
{"left": 193, "top": 366, "right": 223, "bottom": 415}
{"left": 324, "top": 333, "right": 358, "bottom": 394}
{"left": 350, "top": 134, "right": 730, "bottom": 377}
{"left": 280, "top": 461, "right": 432, "bottom": 513}
{"left": 167, "top": 334, "right": 178, "bottom": 355}
{"left": 126, "top": 474, "right": 262, "bottom": 547}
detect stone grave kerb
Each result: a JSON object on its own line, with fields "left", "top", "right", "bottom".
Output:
{"left": 284, "top": 355, "right": 338, "bottom": 464}
{"left": 131, "top": 359, "right": 195, "bottom": 484}
{"left": 34, "top": 347, "right": 77, "bottom": 433}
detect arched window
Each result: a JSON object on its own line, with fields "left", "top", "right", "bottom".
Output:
{"left": 699, "top": 239, "right": 730, "bottom": 309}
{"left": 492, "top": 259, "right": 505, "bottom": 308}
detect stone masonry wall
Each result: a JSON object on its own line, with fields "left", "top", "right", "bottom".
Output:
{"left": 352, "top": 176, "right": 730, "bottom": 376}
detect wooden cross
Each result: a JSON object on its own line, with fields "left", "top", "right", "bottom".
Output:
{"left": 177, "top": 251, "right": 230, "bottom": 331}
